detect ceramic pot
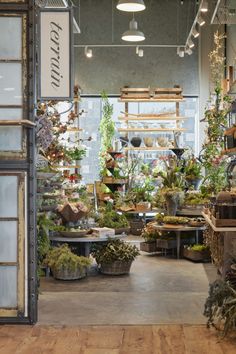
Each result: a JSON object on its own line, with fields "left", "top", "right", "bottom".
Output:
{"left": 143, "top": 137, "right": 153, "bottom": 147}
{"left": 131, "top": 136, "right": 142, "bottom": 147}
{"left": 119, "top": 136, "right": 129, "bottom": 147}
{"left": 157, "top": 137, "right": 168, "bottom": 147}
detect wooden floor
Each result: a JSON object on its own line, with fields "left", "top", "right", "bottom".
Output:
{"left": 0, "top": 325, "right": 235, "bottom": 354}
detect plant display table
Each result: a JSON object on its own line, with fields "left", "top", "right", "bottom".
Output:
{"left": 49, "top": 234, "right": 127, "bottom": 257}
{"left": 153, "top": 223, "right": 205, "bottom": 259}
{"left": 202, "top": 212, "right": 236, "bottom": 277}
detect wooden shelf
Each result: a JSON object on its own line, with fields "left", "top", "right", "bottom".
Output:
{"left": 51, "top": 165, "right": 81, "bottom": 169}
{"left": 124, "top": 147, "right": 172, "bottom": 151}
{"left": 118, "top": 128, "right": 186, "bottom": 132}
{"left": 202, "top": 212, "right": 236, "bottom": 232}
{"left": 53, "top": 127, "right": 82, "bottom": 132}
{"left": 118, "top": 116, "right": 187, "bottom": 121}
{"left": 119, "top": 98, "right": 185, "bottom": 103}
{"left": 0, "top": 119, "right": 35, "bottom": 127}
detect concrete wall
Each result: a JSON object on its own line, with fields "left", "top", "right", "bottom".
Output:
{"left": 74, "top": 0, "right": 199, "bottom": 95}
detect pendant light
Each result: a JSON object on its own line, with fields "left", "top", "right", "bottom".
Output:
{"left": 117, "top": 0, "right": 146, "bottom": 12}
{"left": 122, "top": 17, "right": 145, "bottom": 42}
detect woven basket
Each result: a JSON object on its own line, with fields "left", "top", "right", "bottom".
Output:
{"left": 100, "top": 260, "right": 133, "bottom": 275}
{"left": 52, "top": 266, "right": 87, "bottom": 280}
{"left": 129, "top": 220, "right": 145, "bottom": 235}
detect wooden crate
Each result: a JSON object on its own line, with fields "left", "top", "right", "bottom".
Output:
{"left": 211, "top": 214, "right": 236, "bottom": 227}
{"left": 120, "top": 87, "right": 151, "bottom": 99}
{"left": 153, "top": 87, "right": 183, "bottom": 99}
{"left": 183, "top": 248, "right": 211, "bottom": 262}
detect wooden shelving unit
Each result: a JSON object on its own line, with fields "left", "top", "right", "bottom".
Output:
{"left": 124, "top": 146, "right": 170, "bottom": 151}
{"left": 118, "top": 116, "right": 187, "bottom": 121}
{"left": 118, "top": 87, "right": 187, "bottom": 155}
{"left": 118, "top": 128, "right": 186, "bottom": 132}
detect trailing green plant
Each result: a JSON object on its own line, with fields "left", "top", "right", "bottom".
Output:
{"left": 44, "top": 244, "right": 91, "bottom": 272}
{"left": 201, "top": 31, "right": 232, "bottom": 194}
{"left": 204, "top": 279, "right": 236, "bottom": 337}
{"left": 99, "top": 91, "right": 115, "bottom": 172}
{"left": 37, "top": 213, "right": 52, "bottom": 265}
{"left": 92, "top": 239, "right": 139, "bottom": 264}
{"left": 98, "top": 209, "right": 129, "bottom": 229}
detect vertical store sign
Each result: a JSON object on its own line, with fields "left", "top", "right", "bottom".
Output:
{"left": 39, "top": 9, "right": 73, "bottom": 100}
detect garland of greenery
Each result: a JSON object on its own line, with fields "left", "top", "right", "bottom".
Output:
{"left": 200, "top": 32, "right": 231, "bottom": 194}
{"left": 99, "top": 91, "right": 115, "bottom": 172}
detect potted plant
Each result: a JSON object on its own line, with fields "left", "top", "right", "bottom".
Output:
{"left": 132, "top": 178, "right": 154, "bottom": 211}
{"left": 140, "top": 221, "right": 159, "bottom": 253}
{"left": 92, "top": 239, "right": 139, "bottom": 275}
{"left": 204, "top": 279, "right": 236, "bottom": 337}
{"left": 183, "top": 244, "right": 211, "bottom": 262}
{"left": 44, "top": 244, "right": 92, "bottom": 280}
{"left": 98, "top": 206, "right": 130, "bottom": 234}
{"left": 158, "top": 158, "right": 184, "bottom": 215}
{"left": 66, "top": 146, "right": 87, "bottom": 162}
{"left": 184, "top": 157, "right": 203, "bottom": 190}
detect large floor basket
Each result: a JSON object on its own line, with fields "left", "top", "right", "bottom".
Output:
{"left": 100, "top": 260, "right": 133, "bottom": 275}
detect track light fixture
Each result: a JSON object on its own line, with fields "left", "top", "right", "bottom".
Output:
{"left": 201, "top": 0, "right": 208, "bottom": 13}
{"left": 185, "top": 47, "right": 193, "bottom": 55}
{"left": 197, "top": 15, "right": 205, "bottom": 26}
{"left": 188, "top": 38, "right": 194, "bottom": 49}
{"left": 117, "top": 0, "right": 146, "bottom": 12}
{"left": 192, "top": 26, "right": 199, "bottom": 38}
{"left": 85, "top": 46, "right": 93, "bottom": 58}
{"left": 122, "top": 17, "right": 145, "bottom": 42}
{"left": 177, "top": 47, "right": 185, "bottom": 58}
{"left": 136, "top": 46, "right": 144, "bottom": 57}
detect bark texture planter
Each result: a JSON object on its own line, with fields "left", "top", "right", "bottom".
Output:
{"left": 183, "top": 248, "right": 211, "bottom": 262}
{"left": 140, "top": 241, "right": 157, "bottom": 253}
{"left": 100, "top": 260, "right": 133, "bottom": 275}
{"left": 52, "top": 267, "right": 87, "bottom": 280}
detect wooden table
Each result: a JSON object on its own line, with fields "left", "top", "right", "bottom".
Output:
{"left": 202, "top": 212, "right": 236, "bottom": 277}
{"left": 153, "top": 223, "right": 205, "bottom": 259}
{"left": 49, "top": 233, "right": 127, "bottom": 257}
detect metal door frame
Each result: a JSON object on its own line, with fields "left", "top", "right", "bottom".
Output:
{"left": 0, "top": 0, "right": 37, "bottom": 324}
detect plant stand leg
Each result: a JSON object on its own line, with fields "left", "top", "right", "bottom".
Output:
{"left": 196, "top": 230, "right": 199, "bottom": 244}
{"left": 84, "top": 243, "right": 90, "bottom": 257}
{"left": 176, "top": 231, "right": 180, "bottom": 259}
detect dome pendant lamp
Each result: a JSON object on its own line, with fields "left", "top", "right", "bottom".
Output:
{"left": 117, "top": 0, "right": 146, "bottom": 12}
{"left": 122, "top": 17, "right": 145, "bottom": 42}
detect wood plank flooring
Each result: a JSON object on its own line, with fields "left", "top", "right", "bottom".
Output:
{"left": 0, "top": 325, "right": 235, "bottom": 354}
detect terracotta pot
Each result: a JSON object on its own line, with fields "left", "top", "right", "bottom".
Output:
{"left": 143, "top": 137, "right": 153, "bottom": 147}
{"left": 131, "top": 136, "right": 142, "bottom": 147}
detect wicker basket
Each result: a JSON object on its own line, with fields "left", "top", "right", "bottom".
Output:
{"left": 129, "top": 220, "right": 145, "bottom": 235}
{"left": 100, "top": 260, "right": 133, "bottom": 275}
{"left": 52, "top": 266, "right": 87, "bottom": 280}
{"left": 140, "top": 241, "right": 157, "bottom": 253}
{"left": 183, "top": 248, "right": 211, "bottom": 262}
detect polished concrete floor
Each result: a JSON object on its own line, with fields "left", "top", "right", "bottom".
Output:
{"left": 39, "top": 238, "right": 217, "bottom": 325}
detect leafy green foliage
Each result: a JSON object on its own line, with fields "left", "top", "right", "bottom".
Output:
{"left": 98, "top": 209, "right": 129, "bottom": 228}
{"left": 162, "top": 216, "right": 189, "bottom": 225}
{"left": 92, "top": 239, "right": 139, "bottom": 264}
{"left": 44, "top": 244, "right": 91, "bottom": 272}
{"left": 37, "top": 213, "right": 52, "bottom": 264}
{"left": 141, "top": 222, "right": 159, "bottom": 242}
{"left": 204, "top": 279, "right": 236, "bottom": 337}
{"left": 189, "top": 244, "right": 208, "bottom": 252}
{"left": 184, "top": 157, "right": 203, "bottom": 180}
{"left": 132, "top": 178, "right": 155, "bottom": 203}
{"left": 66, "top": 146, "right": 87, "bottom": 161}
